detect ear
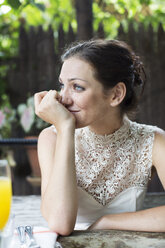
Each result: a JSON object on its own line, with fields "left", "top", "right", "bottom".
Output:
{"left": 110, "top": 82, "right": 126, "bottom": 107}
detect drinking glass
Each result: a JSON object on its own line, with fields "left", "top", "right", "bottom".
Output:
{"left": 0, "top": 159, "right": 12, "bottom": 242}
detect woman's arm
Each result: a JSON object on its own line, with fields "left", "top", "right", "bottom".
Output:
{"left": 88, "top": 205, "right": 165, "bottom": 232}
{"left": 35, "top": 91, "right": 78, "bottom": 236}
{"left": 89, "top": 129, "right": 165, "bottom": 232}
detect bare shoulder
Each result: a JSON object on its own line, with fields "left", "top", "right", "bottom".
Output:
{"left": 152, "top": 127, "right": 165, "bottom": 168}
{"left": 154, "top": 127, "right": 165, "bottom": 146}
{"left": 38, "top": 125, "right": 57, "bottom": 147}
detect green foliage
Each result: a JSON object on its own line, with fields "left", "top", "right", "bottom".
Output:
{"left": 0, "top": 0, "right": 164, "bottom": 41}
{"left": 7, "top": 0, "right": 21, "bottom": 9}
{"left": 0, "top": 94, "right": 49, "bottom": 138}
{"left": 0, "top": 0, "right": 76, "bottom": 30}
{"left": 0, "top": 65, "right": 10, "bottom": 97}
{"left": 45, "top": 0, "right": 76, "bottom": 31}
{"left": 0, "top": 94, "right": 16, "bottom": 138}
{"left": 93, "top": 0, "right": 165, "bottom": 37}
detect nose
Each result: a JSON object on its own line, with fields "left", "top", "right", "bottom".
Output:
{"left": 60, "top": 89, "right": 73, "bottom": 106}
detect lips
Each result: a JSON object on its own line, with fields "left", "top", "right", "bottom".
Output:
{"left": 68, "top": 109, "right": 80, "bottom": 113}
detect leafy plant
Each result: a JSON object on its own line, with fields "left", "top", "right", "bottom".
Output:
{"left": 0, "top": 94, "right": 16, "bottom": 138}
{"left": 17, "top": 95, "right": 49, "bottom": 135}
{"left": 93, "top": 0, "right": 165, "bottom": 37}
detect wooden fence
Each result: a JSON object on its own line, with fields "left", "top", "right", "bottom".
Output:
{"left": 117, "top": 23, "right": 165, "bottom": 131}
{"left": 2, "top": 22, "right": 165, "bottom": 192}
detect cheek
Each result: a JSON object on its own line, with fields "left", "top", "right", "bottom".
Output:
{"left": 75, "top": 94, "right": 97, "bottom": 110}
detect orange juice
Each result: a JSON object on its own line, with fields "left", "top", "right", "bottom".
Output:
{"left": 0, "top": 177, "right": 12, "bottom": 230}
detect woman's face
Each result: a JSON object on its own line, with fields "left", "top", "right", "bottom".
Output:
{"left": 59, "top": 57, "right": 112, "bottom": 129}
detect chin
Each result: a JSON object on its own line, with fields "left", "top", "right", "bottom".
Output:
{"left": 75, "top": 120, "right": 87, "bottom": 129}
{"left": 75, "top": 123, "right": 84, "bottom": 129}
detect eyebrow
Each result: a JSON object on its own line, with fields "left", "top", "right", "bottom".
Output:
{"left": 59, "top": 77, "right": 89, "bottom": 84}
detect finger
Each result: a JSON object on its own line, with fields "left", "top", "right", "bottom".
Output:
{"left": 49, "top": 90, "right": 62, "bottom": 103}
{"left": 34, "top": 91, "right": 48, "bottom": 109}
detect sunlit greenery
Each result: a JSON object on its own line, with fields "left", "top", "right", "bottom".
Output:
{"left": 0, "top": 0, "right": 76, "bottom": 66}
{"left": 0, "top": 0, "right": 164, "bottom": 41}
{"left": 0, "top": 0, "right": 164, "bottom": 36}
{"left": 93, "top": 0, "right": 165, "bottom": 37}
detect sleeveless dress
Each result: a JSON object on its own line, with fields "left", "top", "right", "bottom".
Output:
{"left": 52, "top": 117, "right": 158, "bottom": 230}
{"left": 73, "top": 117, "right": 158, "bottom": 230}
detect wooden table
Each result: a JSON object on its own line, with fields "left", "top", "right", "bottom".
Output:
{"left": 58, "top": 230, "right": 165, "bottom": 248}
{"left": 11, "top": 193, "right": 165, "bottom": 248}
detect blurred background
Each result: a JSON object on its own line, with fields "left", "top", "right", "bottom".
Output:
{"left": 0, "top": 0, "right": 165, "bottom": 195}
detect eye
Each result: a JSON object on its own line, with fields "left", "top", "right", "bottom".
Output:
{"left": 73, "top": 84, "right": 85, "bottom": 92}
{"left": 59, "top": 82, "right": 64, "bottom": 90}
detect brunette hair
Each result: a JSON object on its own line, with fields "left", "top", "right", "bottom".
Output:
{"left": 61, "top": 39, "right": 146, "bottom": 115}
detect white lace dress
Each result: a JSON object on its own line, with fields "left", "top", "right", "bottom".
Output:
{"left": 74, "top": 118, "right": 158, "bottom": 229}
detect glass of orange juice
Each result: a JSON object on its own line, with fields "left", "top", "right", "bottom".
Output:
{"left": 0, "top": 159, "right": 12, "bottom": 243}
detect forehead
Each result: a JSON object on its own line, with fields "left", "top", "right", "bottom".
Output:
{"left": 60, "top": 57, "right": 95, "bottom": 81}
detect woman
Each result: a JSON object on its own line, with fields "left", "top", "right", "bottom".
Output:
{"left": 34, "top": 39, "right": 165, "bottom": 235}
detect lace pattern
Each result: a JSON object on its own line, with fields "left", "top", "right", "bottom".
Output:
{"left": 75, "top": 118, "right": 157, "bottom": 206}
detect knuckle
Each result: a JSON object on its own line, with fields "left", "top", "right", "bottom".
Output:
{"left": 34, "top": 92, "right": 39, "bottom": 98}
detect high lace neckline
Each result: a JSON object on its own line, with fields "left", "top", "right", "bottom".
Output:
{"left": 83, "top": 116, "right": 130, "bottom": 144}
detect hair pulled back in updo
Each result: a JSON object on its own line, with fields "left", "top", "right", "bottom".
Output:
{"left": 61, "top": 39, "right": 146, "bottom": 115}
